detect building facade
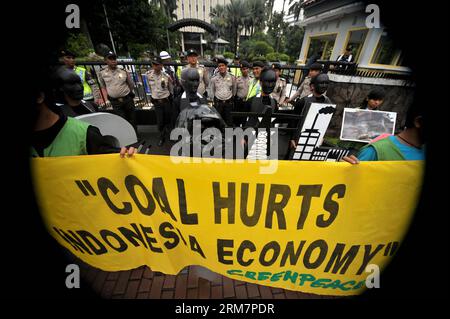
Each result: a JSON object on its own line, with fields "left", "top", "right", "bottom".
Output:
{"left": 175, "top": 0, "right": 231, "bottom": 53}
{"left": 293, "top": 0, "right": 410, "bottom": 74}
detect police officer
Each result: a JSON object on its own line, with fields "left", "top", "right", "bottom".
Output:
{"left": 230, "top": 55, "right": 242, "bottom": 77}
{"left": 246, "top": 61, "right": 265, "bottom": 101}
{"left": 182, "top": 49, "right": 209, "bottom": 97}
{"left": 146, "top": 57, "right": 174, "bottom": 146}
{"left": 234, "top": 60, "right": 252, "bottom": 126}
{"left": 98, "top": 51, "right": 137, "bottom": 132}
{"left": 270, "top": 63, "right": 287, "bottom": 106}
{"left": 60, "top": 49, "right": 95, "bottom": 101}
{"left": 210, "top": 57, "right": 236, "bottom": 126}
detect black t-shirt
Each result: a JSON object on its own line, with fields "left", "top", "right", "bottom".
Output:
{"left": 31, "top": 113, "right": 120, "bottom": 157}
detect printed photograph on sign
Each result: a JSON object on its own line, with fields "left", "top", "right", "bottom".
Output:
{"left": 340, "top": 108, "right": 397, "bottom": 143}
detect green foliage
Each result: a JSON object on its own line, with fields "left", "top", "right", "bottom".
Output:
{"left": 285, "top": 25, "right": 304, "bottom": 61}
{"left": 252, "top": 41, "right": 274, "bottom": 56}
{"left": 279, "top": 53, "right": 290, "bottom": 62}
{"left": 128, "top": 43, "right": 150, "bottom": 59}
{"left": 239, "top": 38, "right": 274, "bottom": 62}
{"left": 66, "top": 33, "right": 93, "bottom": 58}
{"left": 82, "top": 0, "right": 173, "bottom": 57}
{"left": 265, "top": 52, "right": 279, "bottom": 62}
{"left": 223, "top": 51, "right": 235, "bottom": 59}
{"left": 210, "top": 0, "right": 266, "bottom": 53}
{"left": 265, "top": 52, "right": 290, "bottom": 62}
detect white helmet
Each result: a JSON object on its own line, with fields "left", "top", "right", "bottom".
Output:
{"left": 160, "top": 51, "right": 171, "bottom": 60}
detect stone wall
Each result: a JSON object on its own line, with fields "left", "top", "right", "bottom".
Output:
{"left": 324, "top": 79, "right": 416, "bottom": 138}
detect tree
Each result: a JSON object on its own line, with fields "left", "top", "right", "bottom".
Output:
{"left": 81, "top": 0, "right": 173, "bottom": 57}
{"left": 267, "top": 12, "right": 289, "bottom": 53}
{"left": 152, "top": 0, "right": 177, "bottom": 20}
{"left": 288, "top": 0, "right": 302, "bottom": 21}
{"left": 65, "top": 32, "right": 93, "bottom": 58}
{"left": 244, "top": 0, "right": 266, "bottom": 36}
{"left": 285, "top": 25, "right": 305, "bottom": 61}
{"left": 225, "top": 0, "right": 247, "bottom": 53}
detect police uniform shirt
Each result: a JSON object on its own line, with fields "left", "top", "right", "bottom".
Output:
{"left": 270, "top": 77, "right": 287, "bottom": 104}
{"left": 290, "top": 76, "right": 312, "bottom": 101}
{"left": 146, "top": 69, "right": 173, "bottom": 99}
{"left": 211, "top": 72, "right": 236, "bottom": 101}
{"left": 99, "top": 67, "right": 134, "bottom": 99}
{"left": 236, "top": 75, "right": 252, "bottom": 99}
{"left": 184, "top": 64, "right": 209, "bottom": 95}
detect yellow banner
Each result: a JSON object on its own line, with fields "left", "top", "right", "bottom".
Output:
{"left": 32, "top": 155, "right": 423, "bottom": 296}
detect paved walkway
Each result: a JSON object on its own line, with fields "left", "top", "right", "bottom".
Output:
{"left": 76, "top": 258, "right": 333, "bottom": 299}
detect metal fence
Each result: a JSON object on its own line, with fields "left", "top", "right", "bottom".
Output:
{"left": 72, "top": 60, "right": 414, "bottom": 111}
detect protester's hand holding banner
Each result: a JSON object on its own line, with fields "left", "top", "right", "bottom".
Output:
{"left": 32, "top": 154, "right": 423, "bottom": 296}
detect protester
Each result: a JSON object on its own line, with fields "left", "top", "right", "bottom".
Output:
{"left": 288, "top": 73, "right": 333, "bottom": 150}
{"left": 53, "top": 68, "right": 98, "bottom": 117}
{"left": 31, "top": 70, "right": 135, "bottom": 157}
{"left": 342, "top": 104, "right": 425, "bottom": 162}
{"left": 359, "top": 88, "right": 386, "bottom": 110}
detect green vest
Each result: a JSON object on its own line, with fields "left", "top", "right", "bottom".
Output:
{"left": 230, "top": 67, "right": 242, "bottom": 77}
{"left": 31, "top": 117, "right": 90, "bottom": 157}
{"left": 360, "top": 136, "right": 405, "bottom": 161}
{"left": 75, "top": 66, "right": 94, "bottom": 100}
{"left": 246, "top": 78, "right": 260, "bottom": 101}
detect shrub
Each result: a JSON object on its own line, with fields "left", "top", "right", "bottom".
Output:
{"left": 223, "top": 51, "right": 235, "bottom": 59}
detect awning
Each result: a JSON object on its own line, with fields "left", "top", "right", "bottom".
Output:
{"left": 212, "top": 37, "right": 230, "bottom": 44}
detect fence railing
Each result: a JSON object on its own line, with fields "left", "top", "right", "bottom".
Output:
{"left": 69, "top": 61, "right": 414, "bottom": 110}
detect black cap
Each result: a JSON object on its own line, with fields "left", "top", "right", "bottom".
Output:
{"left": 240, "top": 60, "right": 251, "bottom": 68}
{"left": 60, "top": 49, "right": 76, "bottom": 58}
{"left": 186, "top": 49, "right": 198, "bottom": 56}
{"left": 105, "top": 51, "right": 117, "bottom": 59}
{"left": 272, "top": 63, "right": 282, "bottom": 70}
{"left": 368, "top": 88, "right": 386, "bottom": 100}
{"left": 151, "top": 57, "right": 163, "bottom": 65}
{"left": 216, "top": 57, "right": 228, "bottom": 65}
{"left": 252, "top": 61, "right": 265, "bottom": 68}
{"left": 309, "top": 62, "right": 323, "bottom": 71}
{"left": 234, "top": 54, "right": 240, "bottom": 60}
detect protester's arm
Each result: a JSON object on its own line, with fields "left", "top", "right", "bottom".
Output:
{"left": 342, "top": 145, "right": 378, "bottom": 164}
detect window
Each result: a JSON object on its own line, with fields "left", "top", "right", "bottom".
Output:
{"left": 371, "top": 31, "right": 404, "bottom": 66}
{"left": 306, "top": 34, "right": 337, "bottom": 61}
{"left": 344, "top": 29, "right": 368, "bottom": 62}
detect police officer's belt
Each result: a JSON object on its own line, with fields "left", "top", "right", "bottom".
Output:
{"left": 108, "top": 93, "right": 133, "bottom": 102}
{"left": 151, "top": 97, "right": 170, "bottom": 106}
{"left": 214, "top": 97, "right": 233, "bottom": 104}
